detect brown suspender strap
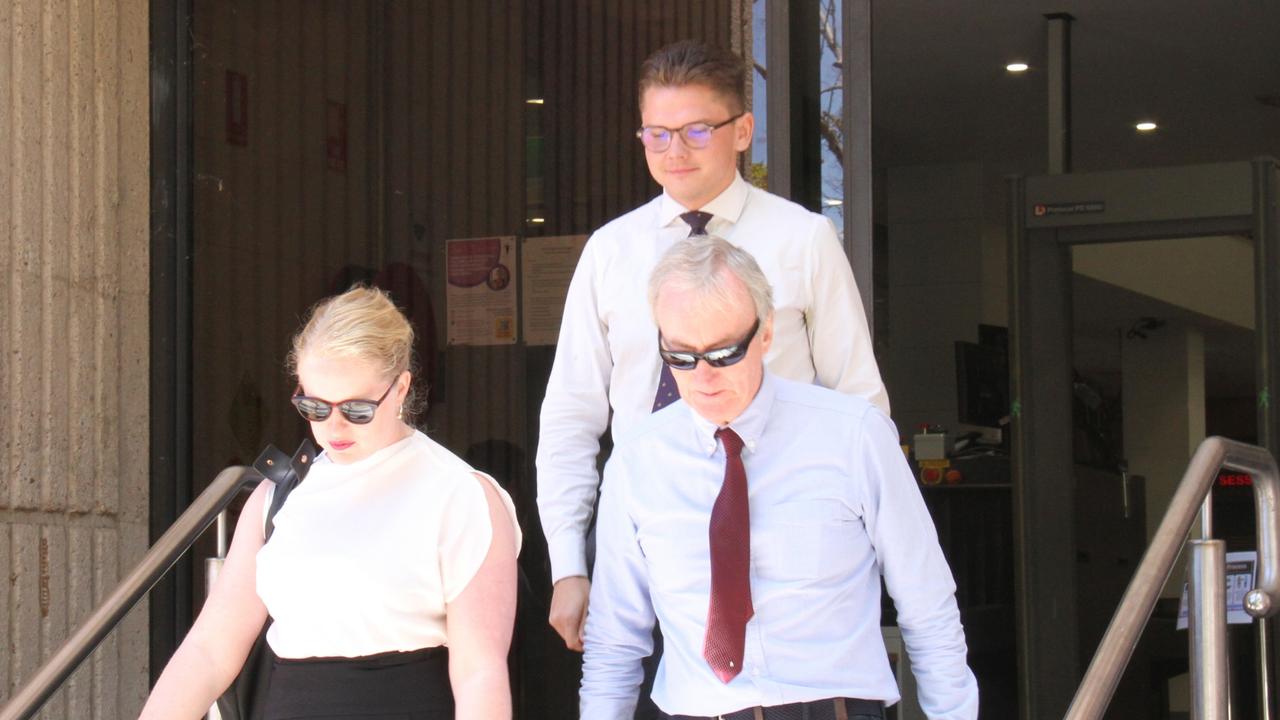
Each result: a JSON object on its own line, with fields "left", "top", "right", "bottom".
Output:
{"left": 752, "top": 708, "right": 764, "bottom": 720}
{"left": 833, "top": 697, "right": 849, "bottom": 720}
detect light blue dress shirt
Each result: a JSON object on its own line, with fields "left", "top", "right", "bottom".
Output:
{"left": 580, "top": 373, "right": 979, "bottom": 719}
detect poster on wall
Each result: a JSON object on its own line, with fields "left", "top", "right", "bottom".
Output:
{"left": 521, "top": 234, "right": 588, "bottom": 346}
{"left": 1176, "top": 550, "right": 1257, "bottom": 629}
{"left": 446, "top": 236, "right": 517, "bottom": 346}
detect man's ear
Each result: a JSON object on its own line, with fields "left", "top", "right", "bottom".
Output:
{"left": 759, "top": 311, "right": 774, "bottom": 353}
{"left": 733, "top": 112, "right": 755, "bottom": 153}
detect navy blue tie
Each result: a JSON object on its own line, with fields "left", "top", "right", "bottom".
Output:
{"left": 681, "top": 210, "right": 713, "bottom": 236}
{"left": 652, "top": 212, "right": 715, "bottom": 413}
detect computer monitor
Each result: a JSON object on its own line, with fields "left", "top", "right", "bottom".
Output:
{"left": 955, "top": 340, "right": 1009, "bottom": 428}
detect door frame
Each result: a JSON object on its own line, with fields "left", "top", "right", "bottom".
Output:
{"left": 1008, "top": 157, "right": 1280, "bottom": 717}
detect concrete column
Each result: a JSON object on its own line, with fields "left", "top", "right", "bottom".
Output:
{"left": 1, "top": 0, "right": 151, "bottom": 715}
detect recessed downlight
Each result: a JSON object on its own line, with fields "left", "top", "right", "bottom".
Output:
{"left": 1006, "top": 62, "right": 1029, "bottom": 73}
{"left": 1135, "top": 121, "right": 1158, "bottom": 132}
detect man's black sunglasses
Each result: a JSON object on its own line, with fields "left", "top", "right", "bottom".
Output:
{"left": 658, "top": 319, "right": 760, "bottom": 371}
{"left": 291, "top": 381, "right": 396, "bottom": 424}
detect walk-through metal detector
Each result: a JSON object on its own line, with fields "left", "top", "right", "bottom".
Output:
{"left": 1007, "top": 157, "right": 1280, "bottom": 718}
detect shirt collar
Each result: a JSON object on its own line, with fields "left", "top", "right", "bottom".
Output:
{"left": 657, "top": 171, "right": 751, "bottom": 230}
{"left": 687, "top": 370, "right": 778, "bottom": 457}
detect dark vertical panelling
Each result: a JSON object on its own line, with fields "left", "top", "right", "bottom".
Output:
{"left": 618, "top": 1, "right": 636, "bottom": 212}
{"left": 284, "top": 0, "right": 306, "bottom": 338}
{"left": 275, "top": 0, "right": 294, "bottom": 432}
{"left": 572, "top": 4, "right": 589, "bottom": 230}
{"left": 539, "top": 1, "right": 733, "bottom": 236}
{"left": 192, "top": 0, "right": 379, "bottom": 496}
{"left": 593, "top": 0, "right": 606, "bottom": 224}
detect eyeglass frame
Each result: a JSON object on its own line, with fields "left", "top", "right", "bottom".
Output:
{"left": 657, "top": 318, "right": 761, "bottom": 371}
{"left": 635, "top": 112, "right": 745, "bottom": 153}
{"left": 290, "top": 380, "right": 397, "bottom": 424}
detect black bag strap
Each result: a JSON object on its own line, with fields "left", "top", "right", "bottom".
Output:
{"left": 252, "top": 439, "right": 318, "bottom": 541}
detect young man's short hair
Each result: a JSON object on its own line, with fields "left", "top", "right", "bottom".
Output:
{"left": 638, "top": 39, "right": 747, "bottom": 114}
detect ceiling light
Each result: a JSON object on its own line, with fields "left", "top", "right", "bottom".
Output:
{"left": 1135, "top": 121, "right": 1158, "bottom": 132}
{"left": 1006, "top": 62, "right": 1029, "bottom": 73}
{"left": 526, "top": 98, "right": 545, "bottom": 105}
{"left": 822, "top": 198, "right": 843, "bottom": 207}
{"left": 527, "top": 217, "right": 546, "bottom": 224}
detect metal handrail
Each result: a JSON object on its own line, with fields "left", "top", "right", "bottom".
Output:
{"left": 1065, "top": 436, "right": 1280, "bottom": 719}
{"left": 0, "top": 465, "right": 263, "bottom": 720}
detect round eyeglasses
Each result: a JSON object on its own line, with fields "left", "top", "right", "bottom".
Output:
{"left": 635, "top": 113, "right": 744, "bottom": 153}
{"left": 291, "top": 381, "right": 396, "bottom": 424}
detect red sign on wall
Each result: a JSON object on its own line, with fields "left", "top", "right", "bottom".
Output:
{"left": 1218, "top": 472, "right": 1253, "bottom": 488}
{"left": 326, "top": 100, "right": 347, "bottom": 173}
{"left": 226, "top": 70, "right": 248, "bottom": 146}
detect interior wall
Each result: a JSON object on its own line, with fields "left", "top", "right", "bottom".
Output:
{"left": 191, "top": 0, "right": 383, "bottom": 485}
{"left": 1121, "top": 323, "right": 1206, "bottom": 596}
{"left": 1073, "top": 236, "right": 1254, "bottom": 330}
{"left": 0, "top": 0, "right": 151, "bottom": 716}
{"left": 883, "top": 162, "right": 1004, "bottom": 435}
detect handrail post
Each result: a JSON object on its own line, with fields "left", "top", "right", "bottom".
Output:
{"left": 1188, "top": 539, "right": 1229, "bottom": 719}
{"left": 1260, "top": 617, "right": 1274, "bottom": 720}
{"left": 1064, "top": 437, "right": 1280, "bottom": 720}
{"left": 205, "top": 509, "right": 231, "bottom": 720}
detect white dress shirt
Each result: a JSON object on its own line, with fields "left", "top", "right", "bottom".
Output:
{"left": 536, "top": 173, "right": 888, "bottom": 582}
{"left": 256, "top": 431, "right": 522, "bottom": 658}
{"left": 580, "top": 373, "right": 977, "bottom": 720}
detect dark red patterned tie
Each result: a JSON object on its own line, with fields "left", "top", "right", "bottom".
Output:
{"left": 705, "top": 427, "right": 753, "bottom": 683}
{"left": 652, "top": 211, "right": 715, "bottom": 412}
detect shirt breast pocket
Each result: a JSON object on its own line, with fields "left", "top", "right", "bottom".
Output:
{"left": 753, "top": 498, "right": 862, "bottom": 584}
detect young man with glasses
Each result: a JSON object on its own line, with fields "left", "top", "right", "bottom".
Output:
{"left": 536, "top": 39, "right": 888, "bottom": 677}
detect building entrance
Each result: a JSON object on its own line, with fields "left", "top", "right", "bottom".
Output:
{"left": 1009, "top": 158, "right": 1280, "bottom": 717}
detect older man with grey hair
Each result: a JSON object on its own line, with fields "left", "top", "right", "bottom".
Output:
{"left": 580, "top": 235, "right": 978, "bottom": 720}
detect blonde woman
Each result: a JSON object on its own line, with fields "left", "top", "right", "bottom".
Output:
{"left": 141, "top": 286, "right": 520, "bottom": 719}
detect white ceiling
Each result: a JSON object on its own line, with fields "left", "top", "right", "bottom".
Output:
{"left": 871, "top": 2, "right": 1280, "bottom": 172}
{"left": 865, "top": 4, "right": 1277, "bottom": 403}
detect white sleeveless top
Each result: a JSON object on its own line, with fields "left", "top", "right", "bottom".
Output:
{"left": 256, "top": 430, "right": 522, "bottom": 659}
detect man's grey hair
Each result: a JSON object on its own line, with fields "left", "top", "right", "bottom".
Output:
{"left": 648, "top": 234, "right": 774, "bottom": 324}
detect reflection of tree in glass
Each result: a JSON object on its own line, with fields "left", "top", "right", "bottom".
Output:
{"left": 817, "top": 0, "right": 846, "bottom": 225}
{"left": 750, "top": 1, "right": 848, "bottom": 223}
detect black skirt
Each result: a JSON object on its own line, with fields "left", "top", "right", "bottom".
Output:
{"left": 262, "top": 646, "right": 455, "bottom": 720}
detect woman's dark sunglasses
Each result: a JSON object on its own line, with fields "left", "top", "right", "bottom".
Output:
{"left": 291, "top": 381, "right": 396, "bottom": 424}
{"left": 658, "top": 319, "right": 760, "bottom": 371}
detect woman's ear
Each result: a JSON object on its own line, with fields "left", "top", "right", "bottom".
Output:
{"left": 398, "top": 370, "right": 413, "bottom": 401}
